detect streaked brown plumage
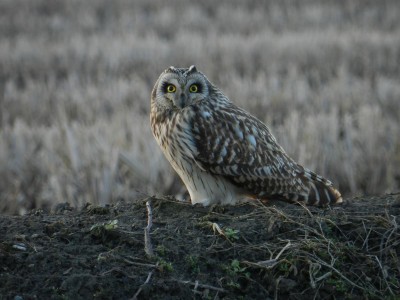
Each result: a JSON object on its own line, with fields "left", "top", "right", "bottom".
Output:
{"left": 150, "top": 65, "right": 342, "bottom": 206}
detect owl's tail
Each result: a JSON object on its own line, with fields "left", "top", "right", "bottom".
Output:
{"left": 299, "top": 170, "right": 343, "bottom": 206}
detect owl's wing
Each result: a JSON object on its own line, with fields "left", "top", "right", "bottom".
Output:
{"left": 188, "top": 102, "right": 305, "bottom": 195}
{"left": 187, "top": 101, "right": 343, "bottom": 206}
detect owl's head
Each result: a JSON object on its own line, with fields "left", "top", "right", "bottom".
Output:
{"left": 151, "top": 65, "right": 211, "bottom": 110}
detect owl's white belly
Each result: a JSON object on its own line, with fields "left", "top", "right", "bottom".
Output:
{"left": 168, "top": 154, "right": 243, "bottom": 206}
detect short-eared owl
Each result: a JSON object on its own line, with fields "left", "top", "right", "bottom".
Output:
{"left": 150, "top": 66, "right": 342, "bottom": 206}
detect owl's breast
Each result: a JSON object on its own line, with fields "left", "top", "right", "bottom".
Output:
{"left": 151, "top": 108, "right": 196, "bottom": 166}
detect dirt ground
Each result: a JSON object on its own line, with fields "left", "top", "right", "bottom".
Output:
{"left": 1, "top": 194, "right": 399, "bottom": 300}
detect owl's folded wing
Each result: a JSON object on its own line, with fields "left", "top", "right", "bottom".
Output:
{"left": 188, "top": 103, "right": 309, "bottom": 198}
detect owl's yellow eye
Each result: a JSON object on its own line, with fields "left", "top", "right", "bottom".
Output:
{"left": 189, "top": 84, "right": 198, "bottom": 93}
{"left": 166, "top": 84, "right": 176, "bottom": 93}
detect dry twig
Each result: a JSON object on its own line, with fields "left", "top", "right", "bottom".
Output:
{"left": 309, "top": 253, "right": 364, "bottom": 290}
{"left": 243, "top": 240, "right": 292, "bottom": 269}
{"left": 175, "top": 279, "right": 226, "bottom": 293}
{"left": 144, "top": 199, "right": 154, "bottom": 257}
{"left": 131, "top": 265, "right": 157, "bottom": 300}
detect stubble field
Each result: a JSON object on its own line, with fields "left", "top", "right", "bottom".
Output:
{"left": 0, "top": 0, "right": 399, "bottom": 214}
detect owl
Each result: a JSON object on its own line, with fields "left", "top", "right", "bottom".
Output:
{"left": 150, "top": 66, "right": 342, "bottom": 207}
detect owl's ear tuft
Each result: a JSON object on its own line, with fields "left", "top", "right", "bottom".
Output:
{"left": 188, "top": 65, "right": 197, "bottom": 73}
{"left": 166, "top": 66, "right": 177, "bottom": 73}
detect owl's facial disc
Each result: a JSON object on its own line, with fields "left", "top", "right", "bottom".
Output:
{"left": 155, "top": 66, "right": 209, "bottom": 110}
{"left": 160, "top": 79, "right": 204, "bottom": 109}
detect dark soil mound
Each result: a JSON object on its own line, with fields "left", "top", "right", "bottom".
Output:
{"left": 1, "top": 194, "right": 399, "bottom": 299}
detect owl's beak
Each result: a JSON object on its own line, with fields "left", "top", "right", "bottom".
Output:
{"left": 179, "top": 93, "right": 187, "bottom": 108}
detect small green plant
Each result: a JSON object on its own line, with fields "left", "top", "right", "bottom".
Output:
{"left": 156, "top": 245, "right": 167, "bottom": 256}
{"left": 224, "top": 259, "right": 250, "bottom": 289}
{"left": 229, "top": 259, "right": 246, "bottom": 275}
{"left": 185, "top": 255, "right": 200, "bottom": 274}
{"left": 224, "top": 228, "right": 240, "bottom": 241}
{"left": 157, "top": 258, "right": 173, "bottom": 273}
{"left": 89, "top": 219, "right": 118, "bottom": 237}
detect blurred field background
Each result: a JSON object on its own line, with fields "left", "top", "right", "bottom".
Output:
{"left": 0, "top": 0, "right": 399, "bottom": 214}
